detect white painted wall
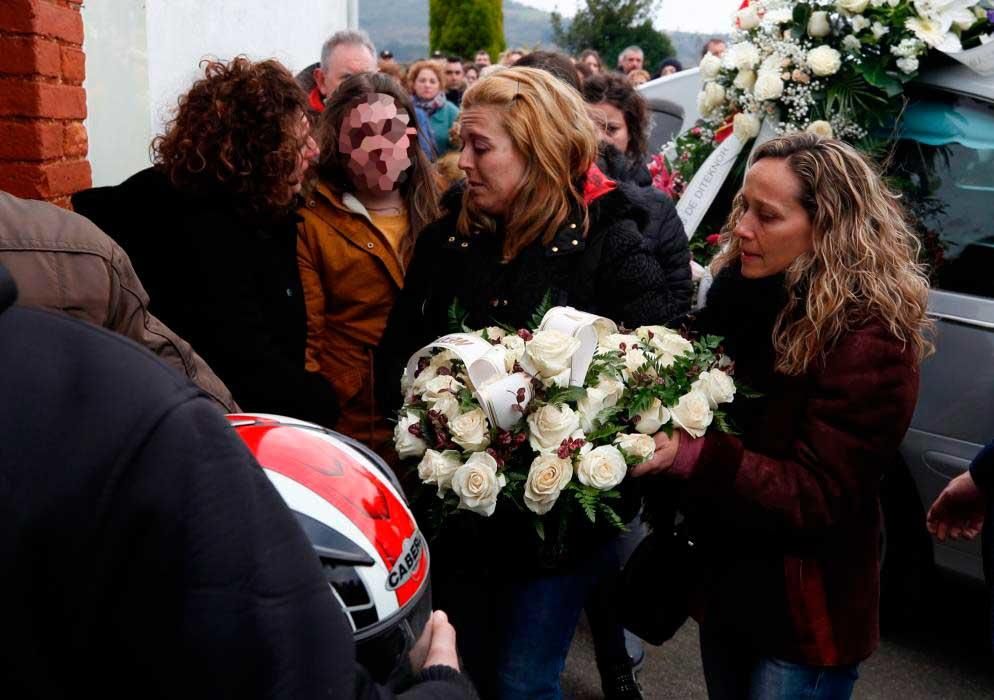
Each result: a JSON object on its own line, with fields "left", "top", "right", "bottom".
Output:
{"left": 84, "top": 0, "right": 351, "bottom": 187}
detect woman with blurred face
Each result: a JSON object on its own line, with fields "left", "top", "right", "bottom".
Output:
{"left": 377, "top": 67, "right": 673, "bottom": 699}
{"left": 464, "top": 63, "right": 479, "bottom": 86}
{"left": 632, "top": 134, "right": 932, "bottom": 699}
{"left": 298, "top": 72, "right": 439, "bottom": 456}
{"left": 407, "top": 59, "right": 460, "bottom": 154}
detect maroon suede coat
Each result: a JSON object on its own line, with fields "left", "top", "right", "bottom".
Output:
{"left": 675, "top": 273, "right": 920, "bottom": 666}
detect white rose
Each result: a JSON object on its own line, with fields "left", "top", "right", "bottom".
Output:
{"left": 528, "top": 403, "right": 581, "bottom": 453}
{"left": 896, "top": 56, "right": 919, "bottom": 74}
{"left": 394, "top": 411, "right": 428, "bottom": 460}
{"left": 806, "top": 46, "right": 842, "bottom": 76}
{"left": 428, "top": 350, "right": 456, "bottom": 371}
{"left": 525, "top": 329, "right": 581, "bottom": 380}
{"left": 634, "top": 397, "right": 672, "bottom": 434}
{"left": 871, "top": 21, "right": 889, "bottom": 39}
{"left": 699, "top": 52, "right": 723, "bottom": 79}
{"left": 851, "top": 14, "right": 871, "bottom": 32}
{"left": 577, "top": 445, "right": 628, "bottom": 491}
{"left": 736, "top": 6, "right": 761, "bottom": 30}
{"left": 598, "top": 333, "right": 642, "bottom": 355}
{"left": 731, "top": 42, "right": 760, "bottom": 70}
{"left": 417, "top": 449, "right": 463, "bottom": 493}
{"left": 501, "top": 334, "right": 526, "bottom": 370}
{"left": 614, "top": 433, "right": 656, "bottom": 463}
{"left": 697, "top": 81, "right": 726, "bottom": 116}
{"left": 691, "top": 369, "right": 736, "bottom": 409}
{"left": 645, "top": 330, "right": 694, "bottom": 366}
{"left": 622, "top": 347, "right": 654, "bottom": 380}
{"left": 577, "top": 378, "right": 624, "bottom": 432}
{"left": 449, "top": 408, "right": 491, "bottom": 452}
{"left": 523, "top": 454, "right": 574, "bottom": 515}
{"left": 753, "top": 71, "right": 785, "bottom": 101}
{"left": 760, "top": 53, "right": 786, "bottom": 73}
{"left": 837, "top": 0, "right": 869, "bottom": 12}
{"left": 670, "top": 390, "right": 714, "bottom": 439}
{"left": 451, "top": 452, "right": 506, "bottom": 516}
{"left": 479, "top": 326, "right": 506, "bottom": 342}
{"left": 807, "top": 11, "right": 831, "bottom": 37}
{"left": 430, "top": 393, "right": 461, "bottom": 420}
{"left": 410, "top": 364, "right": 438, "bottom": 398}
{"left": 806, "top": 120, "right": 834, "bottom": 138}
{"left": 733, "top": 112, "right": 761, "bottom": 141}
{"left": 422, "top": 374, "right": 464, "bottom": 402}
{"left": 734, "top": 68, "right": 757, "bottom": 91}
{"left": 842, "top": 35, "right": 863, "bottom": 51}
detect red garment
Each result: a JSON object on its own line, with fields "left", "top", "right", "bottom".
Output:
{"left": 309, "top": 86, "right": 325, "bottom": 114}
{"left": 678, "top": 320, "right": 919, "bottom": 665}
{"left": 582, "top": 163, "right": 617, "bottom": 205}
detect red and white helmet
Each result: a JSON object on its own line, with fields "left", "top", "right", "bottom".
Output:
{"left": 227, "top": 413, "right": 430, "bottom": 683}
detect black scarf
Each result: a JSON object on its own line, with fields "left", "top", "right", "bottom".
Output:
{"left": 693, "top": 263, "right": 790, "bottom": 396}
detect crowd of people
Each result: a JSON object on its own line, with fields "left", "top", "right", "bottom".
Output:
{"left": 1, "top": 21, "right": 988, "bottom": 700}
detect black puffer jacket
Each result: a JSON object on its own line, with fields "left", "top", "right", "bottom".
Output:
{"left": 599, "top": 145, "right": 692, "bottom": 322}
{"left": 377, "top": 170, "right": 673, "bottom": 408}
{"left": 375, "top": 170, "right": 671, "bottom": 571}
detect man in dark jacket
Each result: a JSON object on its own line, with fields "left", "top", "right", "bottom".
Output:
{"left": 0, "top": 263, "right": 476, "bottom": 699}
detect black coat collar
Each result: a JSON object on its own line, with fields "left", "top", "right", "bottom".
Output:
{"left": 437, "top": 181, "right": 633, "bottom": 258}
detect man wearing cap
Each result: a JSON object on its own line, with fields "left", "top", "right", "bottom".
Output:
{"left": 379, "top": 49, "right": 396, "bottom": 67}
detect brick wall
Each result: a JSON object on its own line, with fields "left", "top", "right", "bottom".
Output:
{"left": 0, "top": 0, "right": 90, "bottom": 207}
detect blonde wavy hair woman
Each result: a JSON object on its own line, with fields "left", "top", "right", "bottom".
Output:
{"left": 633, "top": 133, "right": 931, "bottom": 699}
{"left": 377, "top": 66, "right": 673, "bottom": 698}
{"left": 456, "top": 66, "right": 598, "bottom": 261}
{"left": 710, "top": 133, "right": 933, "bottom": 375}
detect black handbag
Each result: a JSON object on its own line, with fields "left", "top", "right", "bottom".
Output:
{"left": 618, "top": 518, "right": 699, "bottom": 645}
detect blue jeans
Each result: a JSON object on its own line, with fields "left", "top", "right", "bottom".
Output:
{"left": 700, "top": 621, "right": 859, "bottom": 700}
{"left": 432, "top": 543, "right": 613, "bottom": 699}
{"left": 495, "top": 569, "right": 595, "bottom": 699}
{"left": 748, "top": 658, "right": 858, "bottom": 699}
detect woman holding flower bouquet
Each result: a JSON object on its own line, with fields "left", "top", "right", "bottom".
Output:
{"left": 633, "top": 133, "right": 932, "bottom": 699}
{"left": 376, "top": 67, "right": 673, "bottom": 698}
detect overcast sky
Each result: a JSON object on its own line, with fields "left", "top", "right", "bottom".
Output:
{"left": 515, "top": 0, "right": 741, "bottom": 35}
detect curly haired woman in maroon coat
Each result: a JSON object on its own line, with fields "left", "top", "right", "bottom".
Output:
{"left": 633, "top": 133, "right": 933, "bottom": 699}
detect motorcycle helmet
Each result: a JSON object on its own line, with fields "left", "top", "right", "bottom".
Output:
{"left": 227, "top": 414, "right": 431, "bottom": 685}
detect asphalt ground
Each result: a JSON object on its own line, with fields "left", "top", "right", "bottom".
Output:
{"left": 562, "top": 572, "right": 994, "bottom": 699}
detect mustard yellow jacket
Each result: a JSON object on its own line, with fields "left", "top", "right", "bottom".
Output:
{"left": 297, "top": 183, "right": 412, "bottom": 455}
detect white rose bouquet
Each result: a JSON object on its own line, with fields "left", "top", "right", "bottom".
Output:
{"left": 394, "top": 303, "right": 746, "bottom": 557}
{"left": 658, "top": 0, "right": 993, "bottom": 253}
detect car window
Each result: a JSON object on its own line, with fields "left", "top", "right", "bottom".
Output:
{"left": 889, "top": 91, "right": 994, "bottom": 299}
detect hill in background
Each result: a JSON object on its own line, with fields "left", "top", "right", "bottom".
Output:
{"left": 360, "top": 0, "right": 723, "bottom": 69}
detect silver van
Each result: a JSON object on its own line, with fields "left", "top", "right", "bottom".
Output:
{"left": 639, "top": 66, "right": 994, "bottom": 586}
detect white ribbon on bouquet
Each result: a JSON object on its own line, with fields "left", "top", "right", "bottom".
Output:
{"left": 403, "top": 307, "right": 619, "bottom": 431}
{"left": 405, "top": 333, "right": 533, "bottom": 431}
{"left": 531, "top": 306, "right": 618, "bottom": 387}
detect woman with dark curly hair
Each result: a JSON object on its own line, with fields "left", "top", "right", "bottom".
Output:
{"left": 73, "top": 57, "right": 340, "bottom": 428}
